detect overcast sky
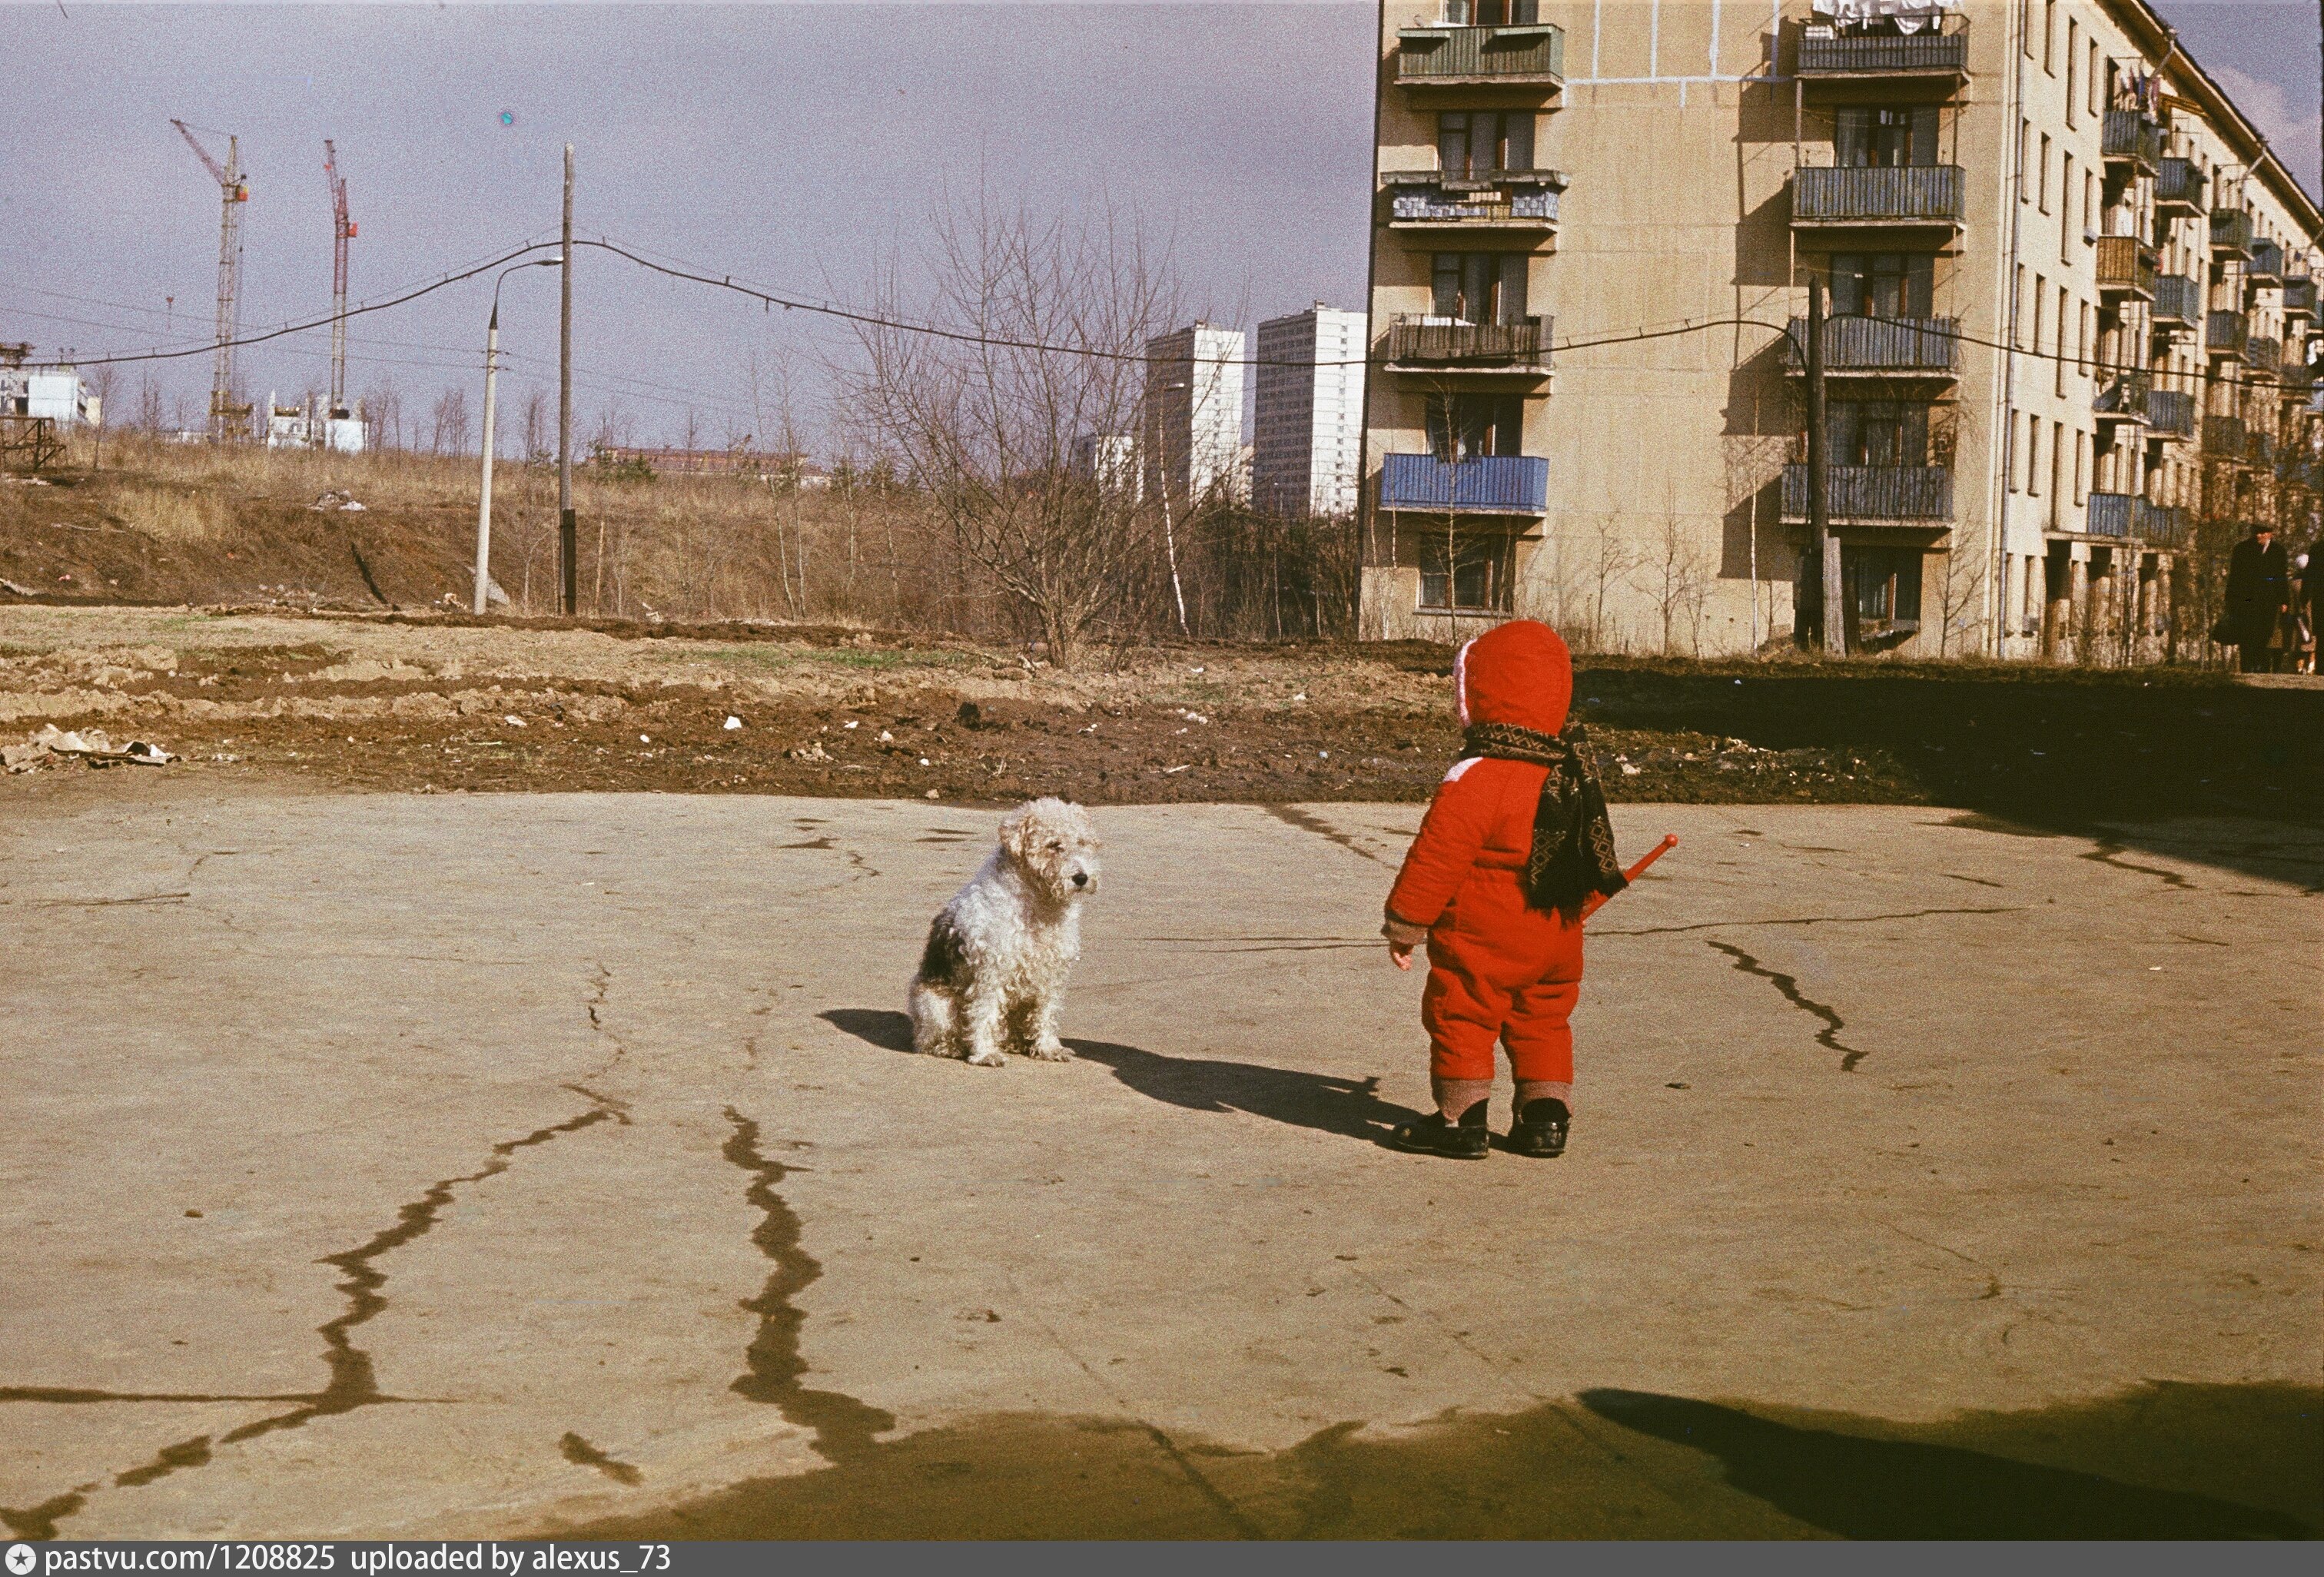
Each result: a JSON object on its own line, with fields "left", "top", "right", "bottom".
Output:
{"left": 1, "top": 2, "right": 2314, "bottom": 450}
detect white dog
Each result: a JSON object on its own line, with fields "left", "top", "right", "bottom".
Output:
{"left": 908, "top": 798, "right": 1101, "bottom": 1067}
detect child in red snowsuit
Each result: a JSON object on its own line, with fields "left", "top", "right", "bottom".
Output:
{"left": 1382, "top": 619, "right": 1620, "bottom": 1160}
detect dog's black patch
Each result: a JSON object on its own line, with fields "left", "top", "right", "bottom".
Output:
{"left": 915, "top": 911, "right": 974, "bottom": 993}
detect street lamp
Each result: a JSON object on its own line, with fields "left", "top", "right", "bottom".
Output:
{"left": 475, "top": 258, "right": 559, "bottom": 615}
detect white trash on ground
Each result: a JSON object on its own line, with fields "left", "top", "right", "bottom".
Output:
{"left": 4, "top": 724, "right": 178, "bottom": 774}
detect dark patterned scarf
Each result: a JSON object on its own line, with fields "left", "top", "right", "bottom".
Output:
{"left": 1462, "top": 721, "right": 1628, "bottom": 923}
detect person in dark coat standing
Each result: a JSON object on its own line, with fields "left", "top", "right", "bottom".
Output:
{"left": 2223, "top": 523, "right": 2291, "bottom": 674}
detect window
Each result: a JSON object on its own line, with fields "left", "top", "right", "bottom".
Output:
{"left": 2075, "top": 429, "right": 2087, "bottom": 504}
{"left": 1441, "top": 0, "right": 1538, "bottom": 23}
{"left": 2027, "top": 415, "right": 2042, "bottom": 495}
{"left": 1824, "top": 400, "right": 1931, "bottom": 466}
{"left": 2050, "top": 420, "right": 2065, "bottom": 525}
{"left": 2061, "top": 152, "right": 2075, "bottom": 259}
{"left": 1837, "top": 107, "right": 1940, "bottom": 168}
{"left": 1419, "top": 533, "right": 1514, "bottom": 612}
{"left": 2066, "top": 18, "right": 2079, "bottom": 121}
{"left": 1830, "top": 252, "right": 1936, "bottom": 318}
{"left": 2089, "top": 40, "right": 2101, "bottom": 115}
{"left": 2023, "top": 0, "right": 2037, "bottom": 58}
{"left": 1431, "top": 252, "right": 1529, "bottom": 324}
{"left": 2043, "top": 0, "right": 2057, "bottom": 72}
{"left": 1845, "top": 546, "right": 1924, "bottom": 634}
{"left": 2056, "top": 285, "right": 2069, "bottom": 395}
{"left": 2033, "top": 274, "right": 2047, "bottom": 357}
{"left": 2019, "top": 119, "right": 2033, "bottom": 201}
{"left": 2083, "top": 170, "right": 2095, "bottom": 244}
{"left": 1424, "top": 393, "right": 1523, "bottom": 460}
{"left": 2038, "top": 134, "right": 2051, "bottom": 211}
{"left": 1437, "top": 111, "right": 1534, "bottom": 177}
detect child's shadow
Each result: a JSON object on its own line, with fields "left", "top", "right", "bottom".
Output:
{"left": 817, "top": 1009, "right": 1413, "bottom": 1145}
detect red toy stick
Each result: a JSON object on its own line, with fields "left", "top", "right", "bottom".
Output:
{"left": 1580, "top": 834, "right": 1678, "bottom": 921}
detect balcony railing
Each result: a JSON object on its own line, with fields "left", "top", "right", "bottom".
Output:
{"left": 2247, "top": 239, "right": 2284, "bottom": 282}
{"left": 1395, "top": 24, "right": 1565, "bottom": 87}
{"left": 1379, "top": 452, "right": 1550, "bottom": 514}
{"left": 2101, "top": 111, "right": 2162, "bottom": 168}
{"left": 2152, "top": 274, "right": 2201, "bottom": 326}
{"left": 1791, "top": 164, "right": 1964, "bottom": 226}
{"left": 2084, "top": 493, "right": 2138, "bottom": 538}
{"left": 2094, "top": 370, "right": 2151, "bottom": 421}
{"left": 2145, "top": 387, "right": 2196, "bottom": 438}
{"left": 2141, "top": 503, "right": 2192, "bottom": 548}
{"left": 2246, "top": 335, "right": 2283, "bottom": 378}
{"left": 2155, "top": 158, "right": 2205, "bottom": 213}
{"left": 2209, "top": 209, "right": 2253, "bottom": 256}
{"left": 1780, "top": 463, "right": 1954, "bottom": 523}
{"left": 1794, "top": 27, "right": 1969, "bottom": 78}
{"left": 2095, "top": 236, "right": 2156, "bottom": 299}
{"left": 1386, "top": 171, "right": 1563, "bottom": 228}
{"left": 2203, "top": 413, "right": 2262, "bottom": 463}
{"left": 1782, "top": 315, "right": 1960, "bottom": 376}
{"left": 2206, "top": 310, "right": 2249, "bottom": 357}
{"left": 2284, "top": 278, "right": 2316, "bottom": 318}
{"left": 1384, "top": 314, "right": 1553, "bottom": 372}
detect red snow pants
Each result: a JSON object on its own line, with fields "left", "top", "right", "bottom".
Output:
{"left": 1420, "top": 867, "right": 1585, "bottom": 1083}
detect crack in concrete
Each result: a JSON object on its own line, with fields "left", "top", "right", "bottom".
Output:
{"left": 1602, "top": 905, "right": 2019, "bottom": 938}
{"left": 1261, "top": 805, "right": 1392, "bottom": 866}
{"left": 0, "top": 1386, "right": 315, "bottom": 1405}
{"left": 559, "top": 1431, "right": 644, "bottom": 1486}
{"left": 0, "top": 1486, "right": 96, "bottom": 1541}
{"left": 1705, "top": 941, "right": 1868, "bottom": 1072}
{"left": 2081, "top": 838, "right": 2196, "bottom": 892}
{"left": 4, "top": 1089, "right": 630, "bottom": 1536}
{"left": 719, "top": 1107, "right": 894, "bottom": 1464}
{"left": 16, "top": 891, "right": 190, "bottom": 908}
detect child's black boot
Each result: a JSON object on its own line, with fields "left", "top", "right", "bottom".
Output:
{"left": 1390, "top": 1103, "right": 1491, "bottom": 1160}
{"left": 1508, "top": 1097, "right": 1570, "bottom": 1158}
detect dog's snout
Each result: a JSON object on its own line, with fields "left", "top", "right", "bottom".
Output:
{"left": 1071, "top": 870, "right": 1090, "bottom": 888}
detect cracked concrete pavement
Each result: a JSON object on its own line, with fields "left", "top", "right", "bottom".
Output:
{"left": 0, "top": 786, "right": 2317, "bottom": 1537}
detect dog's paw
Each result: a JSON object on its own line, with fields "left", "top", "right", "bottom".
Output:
{"left": 1026, "top": 1039, "right": 1074, "bottom": 1062}
{"left": 964, "top": 1047, "right": 1009, "bottom": 1067}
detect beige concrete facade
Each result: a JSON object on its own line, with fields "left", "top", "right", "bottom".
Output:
{"left": 1358, "top": 0, "right": 2322, "bottom": 659}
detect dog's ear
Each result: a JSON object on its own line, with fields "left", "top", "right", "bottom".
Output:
{"left": 998, "top": 804, "right": 1034, "bottom": 862}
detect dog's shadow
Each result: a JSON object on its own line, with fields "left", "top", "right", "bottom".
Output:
{"left": 818, "top": 1009, "right": 1413, "bottom": 1145}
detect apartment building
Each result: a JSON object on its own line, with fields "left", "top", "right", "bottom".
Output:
{"left": 1357, "top": 0, "right": 2322, "bottom": 659}
{"left": 1253, "top": 303, "right": 1370, "bottom": 517}
{"left": 1144, "top": 320, "right": 1248, "bottom": 507}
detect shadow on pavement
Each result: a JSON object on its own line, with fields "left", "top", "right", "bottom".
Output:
{"left": 1068, "top": 1038, "right": 1414, "bottom": 1144}
{"left": 814, "top": 1011, "right": 1416, "bottom": 1145}
{"left": 1577, "top": 1385, "right": 2319, "bottom": 1540}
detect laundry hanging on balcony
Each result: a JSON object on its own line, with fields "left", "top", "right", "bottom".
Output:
{"left": 1810, "top": 0, "right": 1957, "bottom": 35}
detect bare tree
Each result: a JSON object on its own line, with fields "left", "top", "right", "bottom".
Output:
{"left": 843, "top": 196, "right": 1187, "bottom": 669}
{"left": 363, "top": 378, "right": 400, "bottom": 452}
{"left": 1583, "top": 515, "right": 1638, "bottom": 653}
{"left": 430, "top": 387, "right": 470, "bottom": 456}
{"left": 1638, "top": 495, "right": 1715, "bottom": 656}
{"left": 136, "top": 375, "right": 165, "bottom": 433}
{"left": 520, "top": 387, "right": 552, "bottom": 463}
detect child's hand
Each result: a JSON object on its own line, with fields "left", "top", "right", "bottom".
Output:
{"left": 1388, "top": 940, "right": 1415, "bottom": 971}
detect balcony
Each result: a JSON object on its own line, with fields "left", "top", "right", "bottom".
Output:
{"left": 1781, "top": 315, "right": 1960, "bottom": 379}
{"left": 2141, "top": 503, "right": 2192, "bottom": 548}
{"left": 1791, "top": 164, "right": 1965, "bottom": 231}
{"left": 2095, "top": 236, "right": 2156, "bottom": 301}
{"left": 2209, "top": 209, "right": 2253, "bottom": 257}
{"left": 1383, "top": 168, "right": 1565, "bottom": 234}
{"left": 2246, "top": 238, "right": 2284, "bottom": 283}
{"left": 2246, "top": 335, "right": 2283, "bottom": 380}
{"left": 1793, "top": 24, "right": 1969, "bottom": 87}
{"left": 2093, "top": 370, "right": 2150, "bottom": 426}
{"left": 2145, "top": 387, "right": 2197, "bottom": 439}
{"left": 2284, "top": 278, "right": 2316, "bottom": 319}
{"left": 2083, "top": 493, "right": 2139, "bottom": 538}
{"left": 2206, "top": 310, "right": 2248, "bottom": 358}
{"left": 1395, "top": 24, "right": 1565, "bottom": 93}
{"left": 1780, "top": 463, "right": 1954, "bottom": 525}
{"left": 2101, "top": 111, "right": 2162, "bottom": 171}
{"left": 1383, "top": 314, "right": 1553, "bottom": 377}
{"left": 1378, "top": 452, "right": 1549, "bottom": 516}
{"left": 2203, "top": 413, "right": 2259, "bottom": 464}
{"left": 2152, "top": 274, "right": 2201, "bottom": 327}
{"left": 2154, "top": 158, "right": 2205, "bottom": 216}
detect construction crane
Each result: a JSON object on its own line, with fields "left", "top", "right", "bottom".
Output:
{"left": 171, "top": 119, "right": 250, "bottom": 441}
{"left": 322, "top": 138, "right": 355, "bottom": 424}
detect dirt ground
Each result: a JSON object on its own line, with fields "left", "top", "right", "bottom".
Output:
{"left": 2, "top": 604, "right": 2318, "bottom": 824}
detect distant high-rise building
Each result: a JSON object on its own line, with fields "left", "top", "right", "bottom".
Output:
{"left": 1071, "top": 431, "right": 1142, "bottom": 500}
{"left": 1144, "top": 321, "right": 1246, "bottom": 506}
{"left": 1253, "top": 304, "right": 1367, "bottom": 518}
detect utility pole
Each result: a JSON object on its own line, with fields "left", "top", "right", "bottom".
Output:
{"left": 322, "top": 140, "right": 355, "bottom": 431}
{"left": 474, "top": 299, "right": 501, "bottom": 615}
{"left": 558, "top": 144, "right": 578, "bottom": 617}
{"left": 1805, "top": 277, "right": 1844, "bottom": 656}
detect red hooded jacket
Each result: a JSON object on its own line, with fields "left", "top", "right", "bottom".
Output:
{"left": 1384, "top": 619, "right": 1575, "bottom": 944}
